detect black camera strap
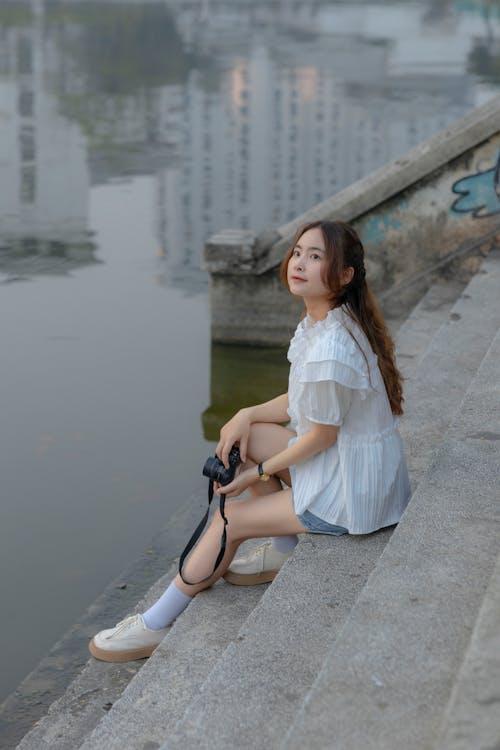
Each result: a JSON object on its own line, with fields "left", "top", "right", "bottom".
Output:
{"left": 178, "top": 481, "right": 228, "bottom": 586}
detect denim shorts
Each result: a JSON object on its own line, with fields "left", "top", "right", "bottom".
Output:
{"left": 297, "top": 510, "right": 349, "bottom": 536}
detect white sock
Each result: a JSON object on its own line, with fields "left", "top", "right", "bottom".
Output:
{"left": 271, "top": 535, "right": 298, "bottom": 553}
{"left": 142, "top": 581, "right": 192, "bottom": 631}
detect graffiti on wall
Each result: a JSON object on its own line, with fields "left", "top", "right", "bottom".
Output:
{"left": 451, "top": 149, "right": 500, "bottom": 218}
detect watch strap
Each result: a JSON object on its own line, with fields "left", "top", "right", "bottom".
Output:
{"left": 258, "top": 462, "right": 271, "bottom": 481}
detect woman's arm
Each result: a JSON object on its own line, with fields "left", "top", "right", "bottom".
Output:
{"left": 219, "top": 421, "right": 338, "bottom": 497}
{"left": 244, "top": 393, "right": 289, "bottom": 423}
{"left": 261, "top": 421, "right": 337, "bottom": 477}
{"left": 216, "top": 393, "right": 289, "bottom": 467}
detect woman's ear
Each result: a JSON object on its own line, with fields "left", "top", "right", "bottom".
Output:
{"left": 341, "top": 266, "right": 354, "bottom": 286}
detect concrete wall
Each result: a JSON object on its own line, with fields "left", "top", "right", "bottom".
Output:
{"left": 205, "top": 96, "right": 500, "bottom": 344}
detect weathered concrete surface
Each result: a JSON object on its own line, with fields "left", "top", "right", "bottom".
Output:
{"left": 208, "top": 269, "right": 303, "bottom": 347}
{"left": 155, "top": 253, "right": 500, "bottom": 750}
{"left": 77, "top": 575, "right": 266, "bottom": 750}
{"left": 4, "top": 490, "right": 208, "bottom": 750}
{"left": 394, "top": 279, "right": 466, "bottom": 377}
{"left": 205, "top": 96, "right": 500, "bottom": 344}
{"left": 10, "top": 536, "right": 263, "bottom": 750}
{"left": 162, "top": 530, "right": 394, "bottom": 750}
{"left": 434, "top": 551, "right": 500, "bottom": 750}
{"left": 13, "top": 566, "right": 176, "bottom": 750}
{"left": 399, "top": 248, "right": 500, "bottom": 487}
{"left": 283, "top": 332, "right": 500, "bottom": 749}
{"left": 204, "top": 228, "right": 280, "bottom": 275}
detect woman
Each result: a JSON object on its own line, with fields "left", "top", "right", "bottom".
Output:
{"left": 89, "top": 220, "right": 411, "bottom": 662}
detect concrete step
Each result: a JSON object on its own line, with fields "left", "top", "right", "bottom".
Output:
{"left": 283, "top": 327, "right": 500, "bottom": 750}
{"left": 163, "top": 528, "right": 393, "bottom": 750}
{"left": 432, "top": 549, "right": 500, "bottom": 750}
{"left": 394, "top": 279, "right": 466, "bottom": 378}
{"left": 159, "top": 254, "right": 500, "bottom": 749}
{"left": 10, "top": 488, "right": 209, "bottom": 750}
{"left": 76, "top": 560, "right": 265, "bottom": 750}
{"left": 398, "top": 248, "right": 500, "bottom": 488}
{"left": 13, "top": 564, "right": 177, "bottom": 750}
{"left": 13, "top": 538, "right": 266, "bottom": 750}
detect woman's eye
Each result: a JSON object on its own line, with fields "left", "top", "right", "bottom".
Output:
{"left": 311, "top": 253, "right": 320, "bottom": 260}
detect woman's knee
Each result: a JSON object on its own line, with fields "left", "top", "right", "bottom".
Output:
{"left": 245, "top": 422, "right": 264, "bottom": 461}
{"left": 246, "top": 422, "right": 295, "bottom": 464}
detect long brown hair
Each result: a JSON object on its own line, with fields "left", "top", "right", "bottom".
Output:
{"left": 280, "top": 220, "right": 404, "bottom": 415}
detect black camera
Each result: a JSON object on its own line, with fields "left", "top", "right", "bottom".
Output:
{"left": 202, "top": 446, "right": 241, "bottom": 486}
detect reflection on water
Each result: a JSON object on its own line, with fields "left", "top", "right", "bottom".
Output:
{"left": 202, "top": 343, "right": 289, "bottom": 441}
{"left": 1, "top": 0, "right": 500, "bottom": 718}
{"left": 0, "top": 237, "right": 99, "bottom": 282}
{"left": 50, "top": 2, "right": 196, "bottom": 94}
{"left": 2, "top": 0, "right": 499, "bottom": 284}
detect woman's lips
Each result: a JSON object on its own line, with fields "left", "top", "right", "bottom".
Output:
{"left": 290, "top": 276, "right": 306, "bottom": 282}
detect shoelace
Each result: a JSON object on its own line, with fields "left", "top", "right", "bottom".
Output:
{"left": 246, "top": 541, "right": 271, "bottom": 560}
{"left": 243, "top": 542, "right": 271, "bottom": 561}
{"left": 107, "top": 614, "right": 142, "bottom": 638}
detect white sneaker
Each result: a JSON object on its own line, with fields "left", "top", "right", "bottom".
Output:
{"left": 223, "top": 541, "right": 293, "bottom": 586}
{"left": 89, "top": 613, "right": 169, "bottom": 663}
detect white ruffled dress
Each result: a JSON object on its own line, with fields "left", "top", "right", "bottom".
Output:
{"left": 287, "top": 305, "right": 411, "bottom": 535}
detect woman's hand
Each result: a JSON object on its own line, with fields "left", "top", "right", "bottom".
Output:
{"left": 215, "top": 395, "right": 289, "bottom": 468}
{"left": 213, "top": 466, "right": 258, "bottom": 498}
{"left": 216, "top": 408, "right": 252, "bottom": 468}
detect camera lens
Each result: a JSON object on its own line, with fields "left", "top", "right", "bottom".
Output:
{"left": 202, "top": 447, "right": 241, "bottom": 487}
{"left": 202, "top": 456, "right": 219, "bottom": 480}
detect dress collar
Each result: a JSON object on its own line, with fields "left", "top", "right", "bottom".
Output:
{"left": 288, "top": 306, "right": 346, "bottom": 363}
{"left": 300, "top": 305, "right": 345, "bottom": 333}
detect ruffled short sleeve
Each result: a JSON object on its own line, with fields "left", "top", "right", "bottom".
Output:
{"left": 301, "top": 379, "right": 352, "bottom": 426}
{"left": 298, "top": 324, "right": 373, "bottom": 426}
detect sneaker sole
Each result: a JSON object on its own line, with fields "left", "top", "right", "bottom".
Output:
{"left": 222, "top": 569, "right": 278, "bottom": 586}
{"left": 88, "top": 638, "right": 159, "bottom": 663}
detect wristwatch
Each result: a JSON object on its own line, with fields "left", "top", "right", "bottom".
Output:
{"left": 258, "top": 462, "right": 271, "bottom": 482}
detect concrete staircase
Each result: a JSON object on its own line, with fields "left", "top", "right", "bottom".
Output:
{"left": 14, "top": 250, "right": 500, "bottom": 750}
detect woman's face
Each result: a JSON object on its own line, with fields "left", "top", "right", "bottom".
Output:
{"left": 287, "top": 227, "right": 330, "bottom": 301}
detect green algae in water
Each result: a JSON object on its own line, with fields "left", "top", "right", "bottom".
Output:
{"left": 202, "top": 343, "right": 289, "bottom": 441}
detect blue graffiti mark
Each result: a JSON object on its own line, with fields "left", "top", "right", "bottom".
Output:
{"left": 361, "top": 201, "right": 407, "bottom": 244}
{"left": 451, "top": 149, "right": 500, "bottom": 218}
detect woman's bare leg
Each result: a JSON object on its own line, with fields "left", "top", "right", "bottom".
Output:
{"left": 90, "top": 423, "right": 304, "bottom": 658}
{"left": 244, "top": 422, "right": 295, "bottom": 490}
{"left": 175, "top": 487, "right": 305, "bottom": 596}
{"left": 175, "top": 421, "right": 301, "bottom": 596}
{"left": 241, "top": 423, "right": 298, "bottom": 551}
